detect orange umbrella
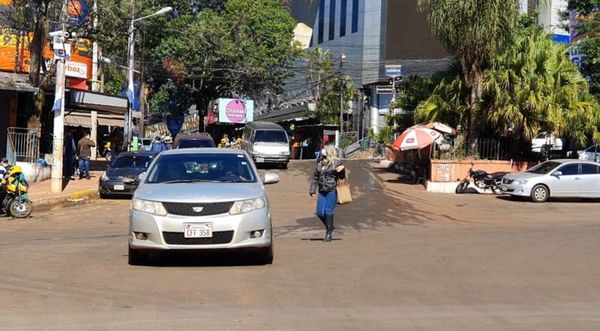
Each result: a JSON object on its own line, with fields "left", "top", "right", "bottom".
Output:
{"left": 392, "top": 127, "right": 443, "bottom": 151}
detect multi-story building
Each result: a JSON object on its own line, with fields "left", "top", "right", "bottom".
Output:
{"left": 270, "top": 0, "right": 449, "bottom": 134}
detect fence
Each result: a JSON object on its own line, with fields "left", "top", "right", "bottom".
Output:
{"left": 431, "top": 138, "right": 512, "bottom": 161}
{"left": 7, "top": 127, "right": 40, "bottom": 163}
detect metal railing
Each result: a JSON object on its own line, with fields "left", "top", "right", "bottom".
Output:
{"left": 432, "top": 138, "right": 510, "bottom": 160}
{"left": 7, "top": 127, "right": 40, "bottom": 163}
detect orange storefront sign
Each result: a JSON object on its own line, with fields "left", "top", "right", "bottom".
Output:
{"left": 0, "top": 27, "right": 92, "bottom": 82}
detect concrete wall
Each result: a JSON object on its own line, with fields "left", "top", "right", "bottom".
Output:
{"left": 430, "top": 159, "right": 534, "bottom": 182}
{"left": 17, "top": 161, "right": 51, "bottom": 183}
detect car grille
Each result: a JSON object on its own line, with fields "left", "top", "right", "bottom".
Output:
{"left": 162, "top": 202, "right": 234, "bottom": 216}
{"left": 502, "top": 178, "right": 514, "bottom": 184}
{"left": 162, "top": 231, "right": 234, "bottom": 245}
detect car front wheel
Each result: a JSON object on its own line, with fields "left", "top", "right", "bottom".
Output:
{"left": 531, "top": 184, "right": 549, "bottom": 203}
{"left": 257, "top": 245, "right": 273, "bottom": 265}
{"left": 128, "top": 246, "right": 149, "bottom": 265}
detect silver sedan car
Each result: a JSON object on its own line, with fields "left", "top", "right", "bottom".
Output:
{"left": 128, "top": 148, "right": 279, "bottom": 265}
{"left": 501, "top": 159, "right": 600, "bottom": 202}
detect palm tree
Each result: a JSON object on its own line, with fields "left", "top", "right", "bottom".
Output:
{"left": 483, "top": 26, "right": 600, "bottom": 148}
{"left": 417, "top": 0, "right": 520, "bottom": 148}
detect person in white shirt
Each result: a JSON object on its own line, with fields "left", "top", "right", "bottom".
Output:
{"left": 0, "top": 158, "right": 9, "bottom": 179}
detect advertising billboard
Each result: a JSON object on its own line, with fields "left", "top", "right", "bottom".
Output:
{"left": 216, "top": 98, "right": 254, "bottom": 124}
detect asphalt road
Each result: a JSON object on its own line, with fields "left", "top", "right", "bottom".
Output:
{"left": 1, "top": 160, "right": 599, "bottom": 330}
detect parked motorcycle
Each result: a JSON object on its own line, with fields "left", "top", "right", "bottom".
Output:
{"left": 1, "top": 165, "right": 33, "bottom": 218}
{"left": 455, "top": 166, "right": 507, "bottom": 194}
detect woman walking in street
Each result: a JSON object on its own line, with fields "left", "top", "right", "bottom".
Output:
{"left": 310, "top": 145, "right": 345, "bottom": 242}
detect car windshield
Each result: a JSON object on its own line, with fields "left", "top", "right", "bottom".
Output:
{"left": 146, "top": 153, "right": 256, "bottom": 184}
{"left": 255, "top": 130, "right": 287, "bottom": 143}
{"left": 178, "top": 139, "right": 214, "bottom": 148}
{"left": 527, "top": 161, "right": 561, "bottom": 174}
{"left": 111, "top": 155, "right": 152, "bottom": 168}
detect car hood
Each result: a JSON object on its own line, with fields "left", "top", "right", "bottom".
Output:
{"left": 134, "top": 182, "right": 264, "bottom": 203}
{"left": 504, "top": 171, "right": 545, "bottom": 181}
{"left": 107, "top": 167, "right": 146, "bottom": 179}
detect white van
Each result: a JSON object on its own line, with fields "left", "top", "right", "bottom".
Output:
{"left": 242, "top": 121, "right": 290, "bottom": 169}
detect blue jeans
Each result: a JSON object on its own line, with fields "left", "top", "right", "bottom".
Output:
{"left": 78, "top": 157, "right": 90, "bottom": 178}
{"left": 316, "top": 190, "right": 337, "bottom": 218}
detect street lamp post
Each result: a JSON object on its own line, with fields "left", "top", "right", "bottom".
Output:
{"left": 338, "top": 53, "right": 346, "bottom": 157}
{"left": 124, "top": 6, "right": 172, "bottom": 150}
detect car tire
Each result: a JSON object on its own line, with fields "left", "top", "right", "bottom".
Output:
{"left": 100, "top": 193, "right": 109, "bottom": 199}
{"left": 128, "top": 246, "right": 148, "bottom": 266}
{"left": 281, "top": 163, "right": 288, "bottom": 170}
{"left": 257, "top": 245, "right": 273, "bottom": 265}
{"left": 530, "top": 184, "right": 549, "bottom": 203}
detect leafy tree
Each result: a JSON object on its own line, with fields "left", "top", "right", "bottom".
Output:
{"left": 568, "top": 0, "right": 600, "bottom": 97}
{"left": 304, "top": 47, "right": 356, "bottom": 125}
{"left": 1, "top": 0, "right": 61, "bottom": 127}
{"left": 417, "top": 0, "right": 520, "bottom": 146}
{"left": 483, "top": 25, "right": 599, "bottom": 147}
{"left": 144, "top": 0, "right": 300, "bottom": 120}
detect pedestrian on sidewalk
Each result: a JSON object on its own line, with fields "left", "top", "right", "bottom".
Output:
{"left": 63, "top": 131, "right": 77, "bottom": 180}
{"left": 77, "top": 132, "right": 95, "bottom": 180}
{"left": 309, "top": 145, "right": 345, "bottom": 242}
{"left": 110, "top": 128, "right": 123, "bottom": 161}
{"left": 0, "top": 157, "right": 10, "bottom": 178}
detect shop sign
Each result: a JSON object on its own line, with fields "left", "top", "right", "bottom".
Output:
{"left": 217, "top": 98, "right": 254, "bottom": 124}
{"left": 65, "top": 61, "right": 87, "bottom": 78}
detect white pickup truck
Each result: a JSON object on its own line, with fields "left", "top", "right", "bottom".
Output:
{"left": 531, "top": 132, "right": 563, "bottom": 153}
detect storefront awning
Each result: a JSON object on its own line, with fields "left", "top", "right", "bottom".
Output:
{"left": 67, "top": 90, "right": 128, "bottom": 114}
{"left": 64, "top": 113, "right": 124, "bottom": 128}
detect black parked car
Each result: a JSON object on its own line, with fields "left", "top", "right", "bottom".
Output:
{"left": 99, "top": 151, "right": 155, "bottom": 198}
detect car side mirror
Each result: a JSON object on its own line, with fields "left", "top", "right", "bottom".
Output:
{"left": 553, "top": 171, "right": 562, "bottom": 177}
{"left": 262, "top": 172, "right": 279, "bottom": 184}
{"left": 138, "top": 172, "right": 146, "bottom": 181}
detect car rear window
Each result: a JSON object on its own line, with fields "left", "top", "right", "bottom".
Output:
{"left": 255, "top": 130, "right": 288, "bottom": 143}
{"left": 111, "top": 155, "right": 152, "bottom": 168}
{"left": 178, "top": 139, "right": 215, "bottom": 148}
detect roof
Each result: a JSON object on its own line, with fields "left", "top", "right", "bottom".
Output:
{"left": 246, "top": 121, "right": 286, "bottom": 130}
{"left": 0, "top": 72, "right": 36, "bottom": 92}
{"left": 549, "top": 159, "right": 600, "bottom": 164}
{"left": 117, "top": 151, "right": 157, "bottom": 157}
{"left": 174, "top": 132, "right": 213, "bottom": 141}
{"left": 160, "top": 148, "right": 247, "bottom": 155}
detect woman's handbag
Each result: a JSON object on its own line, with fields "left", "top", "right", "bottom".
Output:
{"left": 336, "top": 177, "right": 353, "bottom": 205}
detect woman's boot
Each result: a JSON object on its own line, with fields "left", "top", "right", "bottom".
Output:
{"left": 324, "top": 215, "right": 334, "bottom": 242}
{"left": 318, "top": 215, "right": 327, "bottom": 228}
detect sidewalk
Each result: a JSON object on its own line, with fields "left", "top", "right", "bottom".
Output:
{"left": 28, "top": 171, "right": 103, "bottom": 211}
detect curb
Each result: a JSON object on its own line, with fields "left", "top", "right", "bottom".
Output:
{"left": 32, "top": 188, "right": 99, "bottom": 212}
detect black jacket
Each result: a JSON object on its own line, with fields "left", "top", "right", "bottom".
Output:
{"left": 310, "top": 160, "right": 345, "bottom": 194}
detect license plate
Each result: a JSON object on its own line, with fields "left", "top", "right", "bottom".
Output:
{"left": 113, "top": 184, "right": 125, "bottom": 191}
{"left": 184, "top": 223, "right": 213, "bottom": 238}
{"left": 256, "top": 157, "right": 264, "bottom": 163}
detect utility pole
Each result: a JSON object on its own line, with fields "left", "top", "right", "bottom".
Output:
{"left": 90, "top": 0, "right": 99, "bottom": 160}
{"left": 338, "top": 53, "right": 346, "bottom": 156}
{"left": 50, "top": 0, "right": 69, "bottom": 193}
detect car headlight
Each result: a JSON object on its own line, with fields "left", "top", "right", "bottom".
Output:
{"left": 101, "top": 172, "right": 109, "bottom": 181}
{"left": 132, "top": 198, "right": 167, "bottom": 216}
{"left": 229, "top": 198, "right": 266, "bottom": 215}
{"left": 514, "top": 180, "right": 528, "bottom": 185}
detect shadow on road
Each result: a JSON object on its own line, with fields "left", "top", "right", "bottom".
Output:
{"left": 136, "top": 250, "right": 270, "bottom": 267}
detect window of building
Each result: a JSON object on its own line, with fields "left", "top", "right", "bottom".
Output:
{"left": 340, "top": 0, "right": 347, "bottom": 37}
{"left": 329, "top": 0, "right": 336, "bottom": 41}
{"left": 351, "top": 0, "right": 359, "bottom": 33}
{"left": 318, "top": 0, "right": 325, "bottom": 44}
